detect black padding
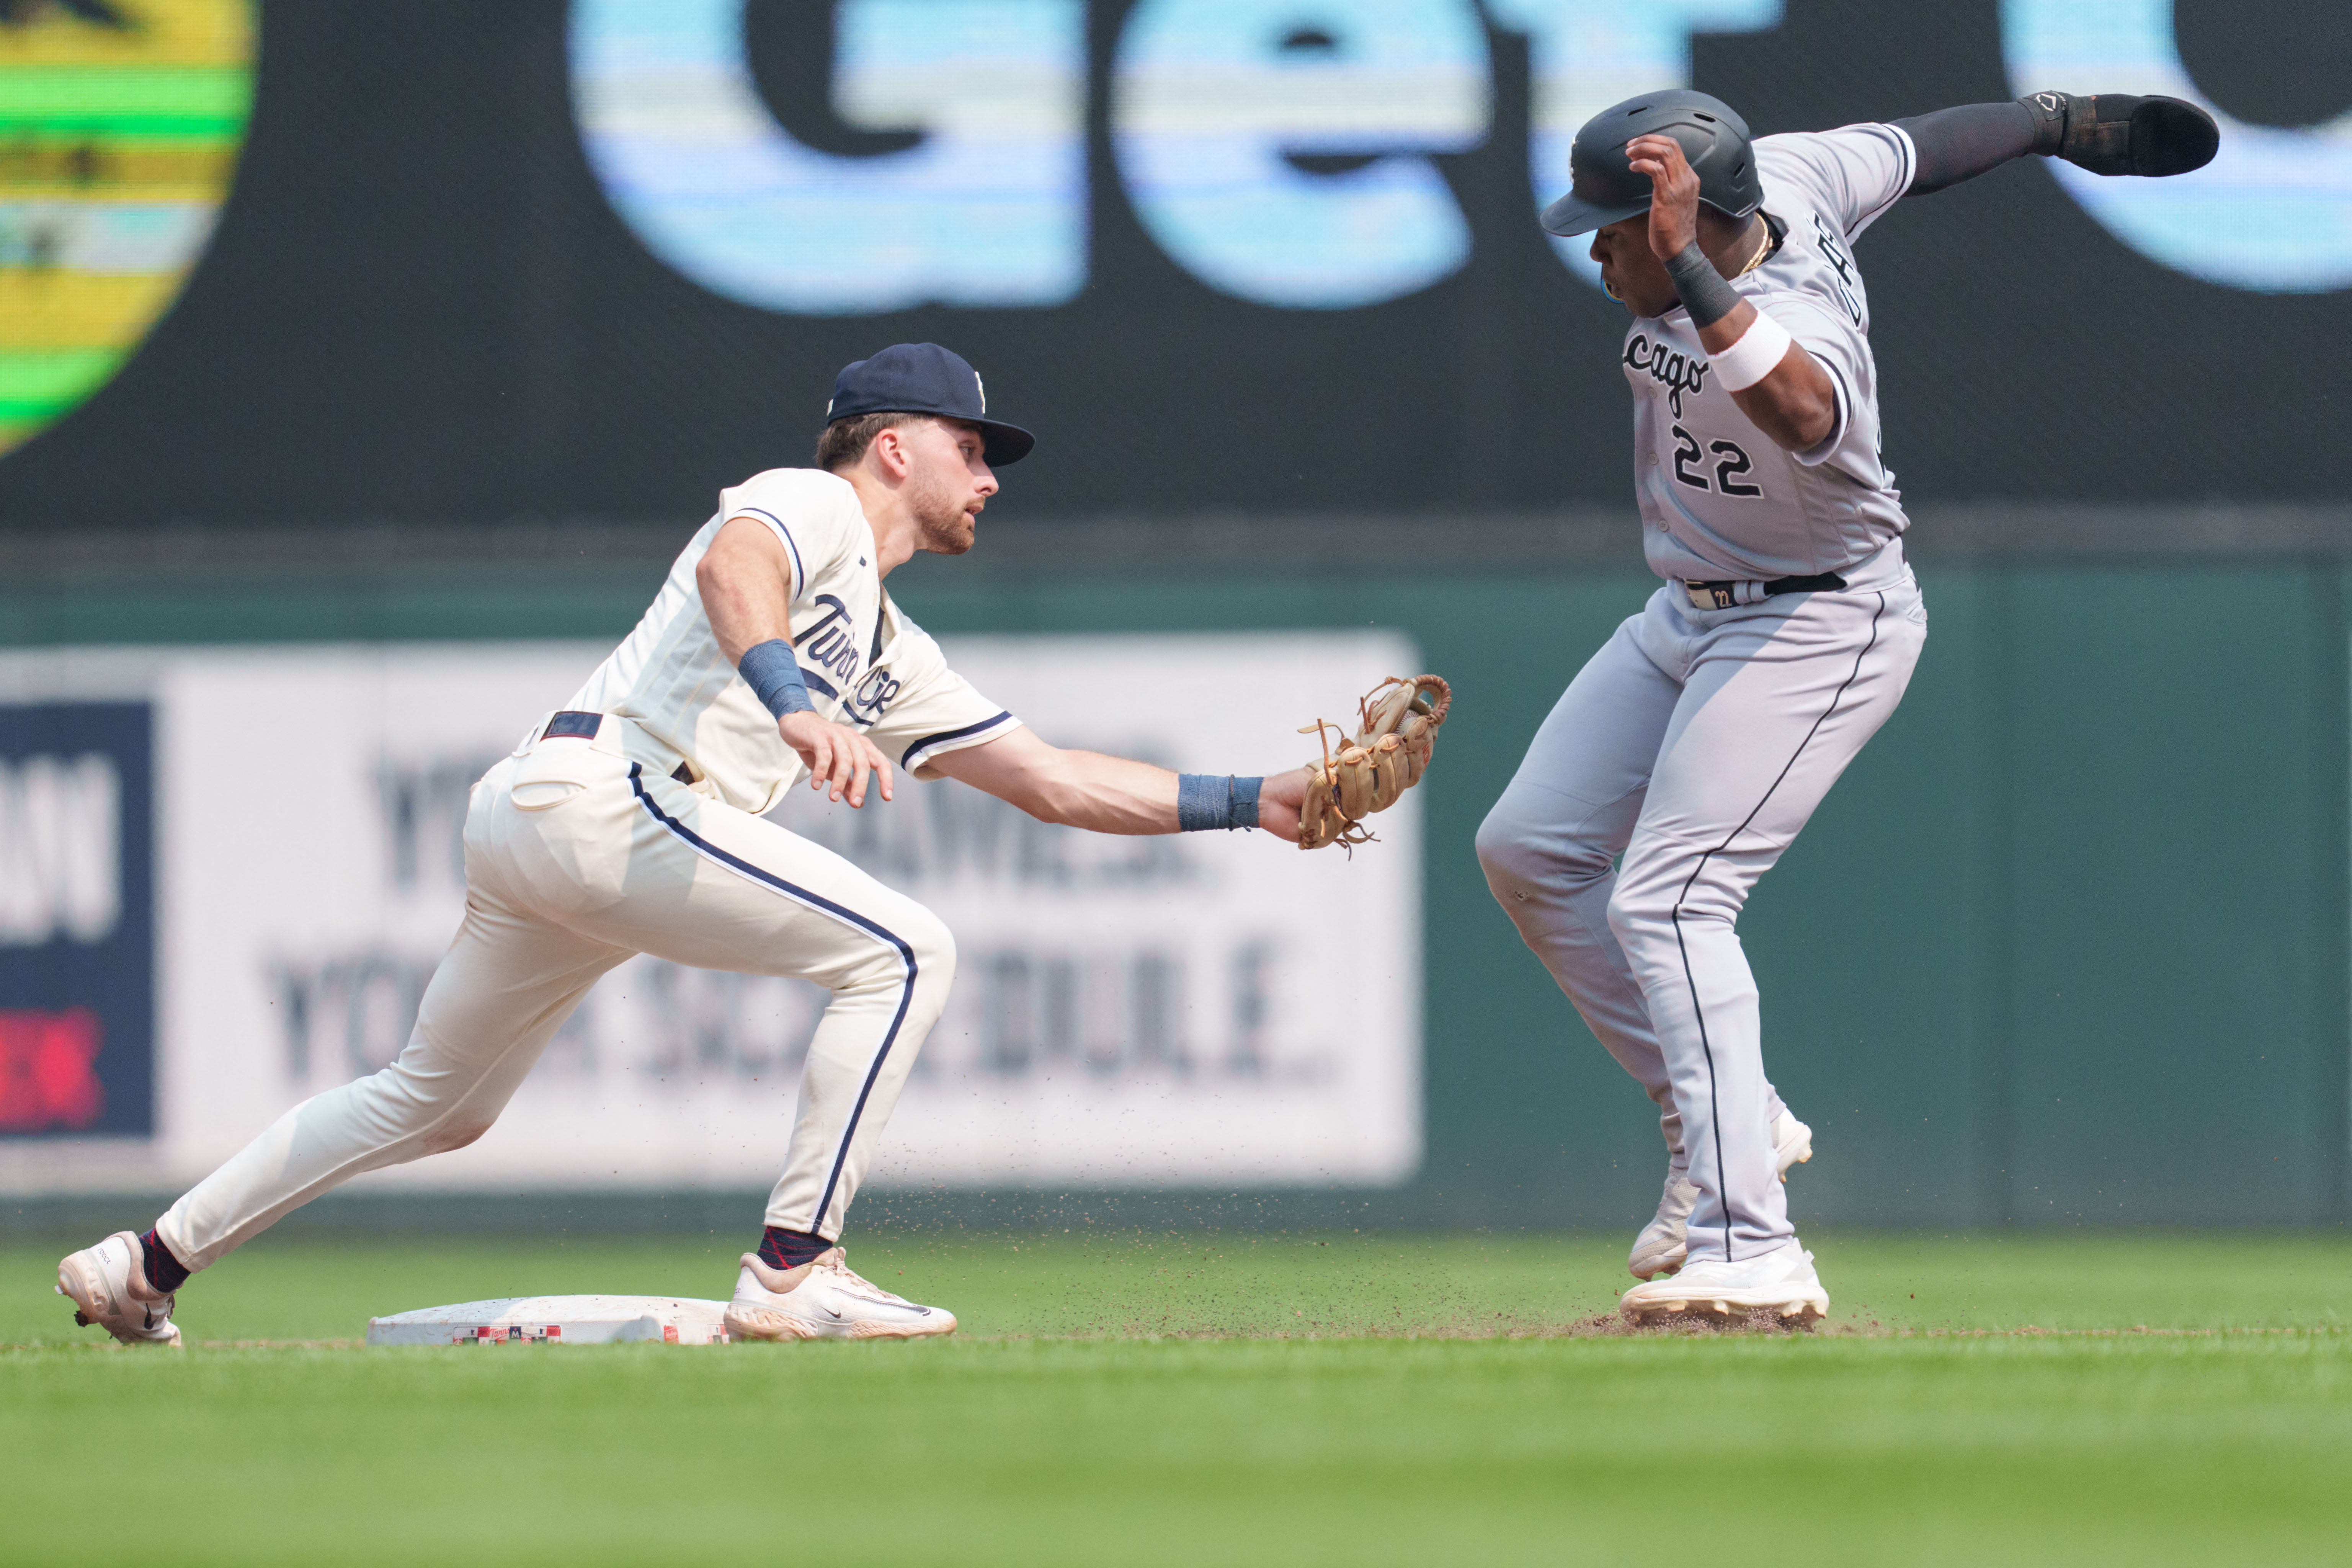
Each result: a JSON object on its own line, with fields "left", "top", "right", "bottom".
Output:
{"left": 2127, "top": 96, "right": 2220, "bottom": 177}
{"left": 2060, "top": 94, "right": 2218, "bottom": 178}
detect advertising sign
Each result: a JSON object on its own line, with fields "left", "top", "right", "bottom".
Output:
{"left": 0, "top": 0, "right": 254, "bottom": 455}
{"left": 0, "top": 634, "right": 1421, "bottom": 1196}
{"left": 0, "top": 699, "right": 154, "bottom": 1138}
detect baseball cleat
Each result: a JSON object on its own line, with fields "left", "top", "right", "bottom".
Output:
{"left": 1628, "top": 1171, "right": 1699, "bottom": 1281}
{"left": 56, "top": 1231, "right": 183, "bottom": 1347}
{"left": 1620, "top": 1240, "right": 1828, "bottom": 1323}
{"left": 1772, "top": 1109, "right": 1813, "bottom": 1179}
{"left": 1628, "top": 1112, "right": 1817, "bottom": 1280}
{"left": 724, "top": 1247, "right": 957, "bottom": 1342}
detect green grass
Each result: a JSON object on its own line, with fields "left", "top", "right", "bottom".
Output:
{"left": 4, "top": 1232, "right": 2348, "bottom": 1565}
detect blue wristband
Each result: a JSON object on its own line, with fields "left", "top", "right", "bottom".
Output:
{"left": 739, "top": 639, "right": 815, "bottom": 719}
{"left": 1177, "top": 774, "right": 1263, "bottom": 831}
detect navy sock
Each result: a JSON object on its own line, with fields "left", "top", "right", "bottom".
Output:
{"left": 139, "top": 1228, "right": 189, "bottom": 1294}
{"left": 756, "top": 1226, "right": 832, "bottom": 1271}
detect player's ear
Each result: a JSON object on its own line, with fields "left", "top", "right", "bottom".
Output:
{"left": 869, "top": 422, "right": 913, "bottom": 479}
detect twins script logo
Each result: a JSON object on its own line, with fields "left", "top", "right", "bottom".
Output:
{"left": 793, "top": 595, "right": 904, "bottom": 721}
{"left": 1623, "top": 333, "right": 1708, "bottom": 418}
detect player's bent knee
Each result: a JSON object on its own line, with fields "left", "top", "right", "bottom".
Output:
{"left": 1604, "top": 879, "right": 1670, "bottom": 950}
{"left": 1475, "top": 792, "right": 1615, "bottom": 894}
{"left": 416, "top": 1112, "right": 498, "bottom": 1155}
{"left": 843, "top": 902, "right": 955, "bottom": 995}
{"left": 1472, "top": 805, "right": 1528, "bottom": 885}
{"left": 908, "top": 909, "right": 956, "bottom": 988}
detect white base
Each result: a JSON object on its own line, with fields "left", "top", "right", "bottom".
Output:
{"left": 366, "top": 1294, "right": 731, "bottom": 1346}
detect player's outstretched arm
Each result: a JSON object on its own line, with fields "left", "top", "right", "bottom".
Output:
{"left": 1895, "top": 93, "right": 2218, "bottom": 196}
{"left": 697, "top": 517, "right": 894, "bottom": 808}
{"left": 927, "top": 726, "right": 1303, "bottom": 843}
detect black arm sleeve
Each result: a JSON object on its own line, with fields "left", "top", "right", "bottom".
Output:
{"left": 1891, "top": 101, "right": 2038, "bottom": 196}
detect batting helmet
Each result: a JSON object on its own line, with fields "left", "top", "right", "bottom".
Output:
{"left": 1539, "top": 90, "right": 1762, "bottom": 238}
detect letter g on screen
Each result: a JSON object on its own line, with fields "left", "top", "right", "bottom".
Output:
{"left": 569, "top": 0, "right": 1089, "bottom": 313}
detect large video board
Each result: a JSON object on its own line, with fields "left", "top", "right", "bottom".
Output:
{"left": 0, "top": 0, "right": 2344, "bottom": 526}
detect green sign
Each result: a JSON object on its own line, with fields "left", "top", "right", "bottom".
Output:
{"left": 0, "top": 0, "right": 254, "bottom": 455}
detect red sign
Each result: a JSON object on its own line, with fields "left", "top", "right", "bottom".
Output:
{"left": 0, "top": 1009, "right": 105, "bottom": 1132}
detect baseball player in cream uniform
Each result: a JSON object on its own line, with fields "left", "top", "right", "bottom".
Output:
{"left": 59, "top": 343, "right": 1313, "bottom": 1345}
{"left": 1475, "top": 90, "right": 2214, "bottom": 1320}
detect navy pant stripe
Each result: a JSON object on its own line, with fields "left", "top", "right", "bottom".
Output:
{"left": 625, "top": 764, "right": 916, "bottom": 1231}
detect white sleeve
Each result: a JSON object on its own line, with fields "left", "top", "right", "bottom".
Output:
{"left": 861, "top": 621, "right": 1023, "bottom": 778}
{"left": 717, "top": 469, "right": 863, "bottom": 596}
{"left": 1757, "top": 125, "right": 1916, "bottom": 241}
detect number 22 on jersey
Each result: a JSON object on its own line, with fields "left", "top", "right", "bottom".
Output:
{"left": 1670, "top": 425, "right": 1762, "bottom": 498}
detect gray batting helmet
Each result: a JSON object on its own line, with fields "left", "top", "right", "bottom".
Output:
{"left": 1539, "top": 89, "right": 1762, "bottom": 237}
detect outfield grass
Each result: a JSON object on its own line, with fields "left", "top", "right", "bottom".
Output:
{"left": 4, "top": 1231, "right": 2348, "bottom": 1566}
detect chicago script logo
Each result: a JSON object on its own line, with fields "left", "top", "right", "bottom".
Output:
{"left": 1623, "top": 333, "right": 1708, "bottom": 418}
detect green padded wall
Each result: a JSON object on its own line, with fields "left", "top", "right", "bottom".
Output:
{"left": 7, "top": 553, "right": 2345, "bottom": 1229}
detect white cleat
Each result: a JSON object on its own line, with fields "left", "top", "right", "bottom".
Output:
{"left": 56, "top": 1231, "right": 182, "bottom": 1347}
{"left": 1772, "top": 1109, "right": 1814, "bottom": 1179}
{"left": 1628, "top": 1172, "right": 1699, "bottom": 1281}
{"left": 1620, "top": 1240, "right": 1829, "bottom": 1324}
{"left": 1627, "top": 1111, "right": 1817, "bottom": 1281}
{"left": 723, "top": 1247, "right": 957, "bottom": 1342}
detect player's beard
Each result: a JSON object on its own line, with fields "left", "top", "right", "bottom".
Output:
{"left": 910, "top": 465, "right": 977, "bottom": 556}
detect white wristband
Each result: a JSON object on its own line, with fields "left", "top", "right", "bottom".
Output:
{"left": 1709, "top": 310, "right": 1794, "bottom": 392}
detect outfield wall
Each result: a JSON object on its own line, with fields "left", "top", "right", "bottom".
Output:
{"left": 3, "top": 542, "right": 2346, "bottom": 1233}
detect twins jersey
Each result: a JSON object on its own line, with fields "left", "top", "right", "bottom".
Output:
{"left": 564, "top": 467, "right": 1020, "bottom": 814}
{"left": 1623, "top": 122, "right": 1919, "bottom": 584}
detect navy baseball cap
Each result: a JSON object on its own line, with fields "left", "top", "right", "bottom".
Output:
{"left": 825, "top": 343, "right": 1034, "bottom": 466}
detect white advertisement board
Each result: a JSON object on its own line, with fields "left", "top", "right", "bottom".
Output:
{"left": 0, "top": 634, "right": 1422, "bottom": 1197}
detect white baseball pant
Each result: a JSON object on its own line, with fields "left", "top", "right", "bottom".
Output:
{"left": 1476, "top": 559, "right": 1925, "bottom": 1261}
{"left": 155, "top": 715, "right": 953, "bottom": 1271}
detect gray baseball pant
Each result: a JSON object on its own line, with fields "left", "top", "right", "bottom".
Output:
{"left": 1475, "top": 564, "right": 1925, "bottom": 1260}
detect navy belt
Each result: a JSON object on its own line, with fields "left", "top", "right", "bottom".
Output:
{"left": 544, "top": 710, "right": 603, "bottom": 740}
{"left": 1683, "top": 571, "right": 1847, "bottom": 611}
{"left": 542, "top": 710, "right": 695, "bottom": 786}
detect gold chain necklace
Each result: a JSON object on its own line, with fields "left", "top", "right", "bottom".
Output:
{"left": 1733, "top": 219, "right": 1773, "bottom": 278}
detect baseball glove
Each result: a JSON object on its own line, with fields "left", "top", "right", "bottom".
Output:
{"left": 1296, "top": 674, "right": 1452, "bottom": 851}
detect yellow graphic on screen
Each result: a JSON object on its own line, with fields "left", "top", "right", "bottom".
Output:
{"left": 0, "top": 0, "right": 253, "bottom": 456}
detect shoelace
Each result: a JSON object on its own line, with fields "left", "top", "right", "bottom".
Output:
{"left": 812, "top": 1253, "right": 916, "bottom": 1307}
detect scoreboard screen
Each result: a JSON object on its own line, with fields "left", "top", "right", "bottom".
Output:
{"left": 0, "top": 0, "right": 2344, "bottom": 524}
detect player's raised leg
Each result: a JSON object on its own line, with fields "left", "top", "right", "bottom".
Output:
{"left": 1614, "top": 581, "right": 1922, "bottom": 1316}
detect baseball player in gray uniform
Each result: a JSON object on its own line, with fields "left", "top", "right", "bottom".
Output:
{"left": 57, "top": 343, "right": 1318, "bottom": 1346}
{"left": 1475, "top": 90, "right": 2215, "bottom": 1320}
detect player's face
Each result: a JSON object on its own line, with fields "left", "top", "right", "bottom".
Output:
{"left": 1589, "top": 214, "right": 1677, "bottom": 318}
{"left": 905, "top": 418, "right": 997, "bottom": 556}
